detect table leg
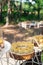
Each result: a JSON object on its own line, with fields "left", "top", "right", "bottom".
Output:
{"left": 15, "top": 60, "right": 24, "bottom": 65}
{"left": 32, "top": 58, "right": 34, "bottom": 65}
{"left": 6, "top": 53, "right": 9, "bottom": 65}
{"left": 35, "top": 53, "right": 40, "bottom": 65}
{"left": 33, "top": 52, "right": 42, "bottom": 65}
{"left": 15, "top": 60, "right": 18, "bottom": 65}
{"left": 0, "top": 59, "right": 3, "bottom": 65}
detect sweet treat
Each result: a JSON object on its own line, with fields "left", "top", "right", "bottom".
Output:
{"left": 0, "top": 38, "right": 4, "bottom": 49}
{"left": 11, "top": 42, "right": 34, "bottom": 55}
{"left": 33, "top": 35, "right": 43, "bottom": 44}
{"left": 0, "top": 38, "right": 3, "bottom": 44}
{"left": 33, "top": 35, "right": 43, "bottom": 50}
{"left": 10, "top": 42, "right": 34, "bottom": 60}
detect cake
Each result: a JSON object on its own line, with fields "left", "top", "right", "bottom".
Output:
{"left": 33, "top": 35, "right": 43, "bottom": 50}
{"left": 33, "top": 35, "right": 43, "bottom": 44}
{"left": 11, "top": 42, "right": 34, "bottom": 55}
{"left": 0, "top": 38, "right": 4, "bottom": 48}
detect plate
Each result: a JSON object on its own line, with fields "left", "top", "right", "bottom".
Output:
{"left": 0, "top": 40, "right": 11, "bottom": 55}
{"left": 34, "top": 46, "right": 42, "bottom": 53}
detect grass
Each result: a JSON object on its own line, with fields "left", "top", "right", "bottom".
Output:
{"left": 41, "top": 53, "right": 43, "bottom": 62}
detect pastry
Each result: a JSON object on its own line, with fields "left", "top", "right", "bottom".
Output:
{"left": 11, "top": 42, "right": 34, "bottom": 55}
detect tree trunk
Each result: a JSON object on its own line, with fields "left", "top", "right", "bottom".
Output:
{"left": 20, "top": 0, "right": 22, "bottom": 12}
{"left": 0, "top": 3, "right": 2, "bottom": 21}
{"left": 37, "top": 1, "right": 40, "bottom": 21}
{"left": 37, "top": 8, "right": 40, "bottom": 20}
{"left": 5, "top": 0, "right": 11, "bottom": 26}
{"left": 19, "top": 0, "right": 22, "bottom": 21}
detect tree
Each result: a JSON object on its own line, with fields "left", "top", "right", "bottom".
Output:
{"left": 5, "top": 0, "right": 12, "bottom": 26}
{"left": 19, "top": 0, "right": 22, "bottom": 21}
{"left": 0, "top": 0, "right": 2, "bottom": 21}
{"left": 33, "top": 0, "right": 43, "bottom": 20}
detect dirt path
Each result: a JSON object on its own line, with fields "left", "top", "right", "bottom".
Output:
{"left": 2, "top": 25, "right": 39, "bottom": 43}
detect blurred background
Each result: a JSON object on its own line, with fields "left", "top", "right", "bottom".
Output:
{"left": 0, "top": 0, "right": 43, "bottom": 25}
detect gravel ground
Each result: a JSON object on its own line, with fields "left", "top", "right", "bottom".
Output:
{"left": 2, "top": 24, "right": 40, "bottom": 43}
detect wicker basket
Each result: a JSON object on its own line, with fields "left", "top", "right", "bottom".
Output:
{"left": 9, "top": 51, "right": 35, "bottom": 60}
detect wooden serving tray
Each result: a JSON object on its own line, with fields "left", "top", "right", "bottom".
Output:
{"left": 9, "top": 51, "right": 35, "bottom": 60}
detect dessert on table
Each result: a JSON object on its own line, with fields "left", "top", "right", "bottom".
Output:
{"left": 0, "top": 38, "right": 4, "bottom": 51}
{"left": 33, "top": 35, "right": 43, "bottom": 50}
{"left": 10, "top": 42, "right": 34, "bottom": 60}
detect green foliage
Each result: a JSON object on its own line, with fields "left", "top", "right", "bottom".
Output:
{"left": 41, "top": 53, "right": 43, "bottom": 62}
{"left": 33, "top": 0, "right": 43, "bottom": 8}
{"left": 2, "top": 4, "right": 8, "bottom": 11}
{"left": 32, "top": 0, "right": 43, "bottom": 20}
{"left": 0, "top": 0, "right": 43, "bottom": 25}
{"left": 22, "top": 3, "right": 29, "bottom": 11}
